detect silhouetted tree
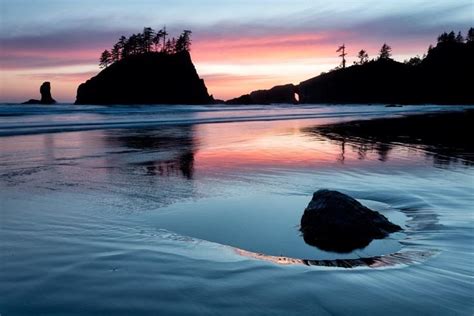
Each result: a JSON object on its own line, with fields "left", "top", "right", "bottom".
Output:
{"left": 438, "top": 31, "right": 456, "bottom": 44}
{"left": 117, "top": 36, "right": 128, "bottom": 59}
{"left": 355, "top": 49, "right": 369, "bottom": 65}
{"left": 142, "top": 27, "right": 155, "bottom": 52}
{"left": 161, "top": 26, "right": 169, "bottom": 52}
{"left": 111, "top": 43, "right": 121, "bottom": 62}
{"left": 336, "top": 44, "right": 347, "bottom": 68}
{"left": 404, "top": 55, "right": 422, "bottom": 66}
{"left": 99, "top": 50, "right": 112, "bottom": 68}
{"left": 164, "top": 39, "right": 173, "bottom": 54}
{"left": 152, "top": 31, "right": 162, "bottom": 52}
{"left": 467, "top": 28, "right": 474, "bottom": 43}
{"left": 378, "top": 43, "right": 392, "bottom": 60}
{"left": 176, "top": 30, "right": 192, "bottom": 52}
{"left": 99, "top": 26, "right": 195, "bottom": 66}
{"left": 455, "top": 31, "right": 464, "bottom": 43}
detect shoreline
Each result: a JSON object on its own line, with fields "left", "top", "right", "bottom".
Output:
{"left": 307, "top": 109, "right": 474, "bottom": 164}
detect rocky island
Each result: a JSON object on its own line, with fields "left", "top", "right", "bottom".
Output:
{"left": 75, "top": 28, "right": 213, "bottom": 105}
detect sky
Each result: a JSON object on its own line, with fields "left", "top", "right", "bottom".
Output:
{"left": 0, "top": 0, "right": 472, "bottom": 102}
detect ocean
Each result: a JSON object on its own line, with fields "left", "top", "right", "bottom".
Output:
{"left": 1, "top": 103, "right": 473, "bottom": 315}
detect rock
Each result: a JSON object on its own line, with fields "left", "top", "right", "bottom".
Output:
{"left": 300, "top": 189, "right": 401, "bottom": 253}
{"left": 75, "top": 51, "right": 212, "bottom": 105}
{"left": 40, "top": 82, "right": 56, "bottom": 104}
{"left": 226, "top": 84, "right": 297, "bottom": 105}
{"left": 22, "top": 81, "right": 56, "bottom": 104}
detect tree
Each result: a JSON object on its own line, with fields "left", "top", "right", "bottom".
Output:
{"left": 117, "top": 36, "right": 128, "bottom": 59}
{"left": 438, "top": 31, "right": 456, "bottom": 44}
{"left": 176, "top": 30, "right": 192, "bottom": 52}
{"left": 99, "top": 50, "right": 112, "bottom": 68}
{"left": 378, "top": 43, "right": 392, "bottom": 60}
{"left": 336, "top": 44, "right": 347, "bottom": 68}
{"left": 111, "top": 43, "right": 121, "bottom": 62}
{"left": 467, "top": 27, "right": 474, "bottom": 43}
{"left": 455, "top": 31, "right": 464, "bottom": 43}
{"left": 164, "top": 39, "right": 173, "bottom": 54}
{"left": 355, "top": 49, "right": 369, "bottom": 65}
{"left": 404, "top": 55, "right": 422, "bottom": 66}
{"left": 160, "top": 26, "right": 169, "bottom": 52}
{"left": 152, "top": 31, "right": 162, "bottom": 52}
{"left": 142, "top": 27, "right": 155, "bottom": 52}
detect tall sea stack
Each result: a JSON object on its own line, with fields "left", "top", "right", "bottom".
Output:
{"left": 75, "top": 51, "right": 213, "bottom": 105}
{"left": 22, "top": 81, "right": 57, "bottom": 104}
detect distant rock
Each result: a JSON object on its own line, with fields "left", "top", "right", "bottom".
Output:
{"left": 75, "top": 51, "right": 213, "bottom": 105}
{"left": 22, "top": 82, "right": 56, "bottom": 104}
{"left": 226, "top": 84, "right": 297, "bottom": 105}
{"left": 300, "top": 189, "right": 402, "bottom": 253}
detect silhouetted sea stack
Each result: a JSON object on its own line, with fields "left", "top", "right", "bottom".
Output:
{"left": 75, "top": 51, "right": 212, "bottom": 105}
{"left": 23, "top": 82, "right": 56, "bottom": 105}
{"left": 300, "top": 190, "right": 402, "bottom": 253}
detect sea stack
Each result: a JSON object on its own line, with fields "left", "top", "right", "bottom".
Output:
{"left": 23, "top": 81, "right": 57, "bottom": 104}
{"left": 75, "top": 51, "right": 213, "bottom": 105}
{"left": 300, "top": 189, "right": 401, "bottom": 252}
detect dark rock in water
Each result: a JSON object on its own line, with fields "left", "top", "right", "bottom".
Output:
{"left": 226, "top": 84, "right": 297, "bottom": 105}
{"left": 75, "top": 51, "right": 212, "bottom": 105}
{"left": 22, "top": 82, "right": 56, "bottom": 104}
{"left": 300, "top": 189, "right": 402, "bottom": 253}
{"left": 40, "top": 82, "right": 56, "bottom": 104}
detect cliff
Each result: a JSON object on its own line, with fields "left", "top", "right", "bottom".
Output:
{"left": 226, "top": 40, "right": 473, "bottom": 105}
{"left": 75, "top": 51, "right": 213, "bottom": 105}
{"left": 299, "top": 41, "right": 473, "bottom": 104}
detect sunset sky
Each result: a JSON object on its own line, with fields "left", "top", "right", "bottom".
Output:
{"left": 0, "top": 0, "right": 472, "bottom": 102}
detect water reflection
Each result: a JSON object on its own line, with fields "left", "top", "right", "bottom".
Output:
{"left": 104, "top": 125, "right": 196, "bottom": 179}
{"left": 303, "top": 110, "right": 473, "bottom": 167}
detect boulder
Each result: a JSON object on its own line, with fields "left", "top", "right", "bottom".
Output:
{"left": 23, "top": 82, "right": 56, "bottom": 104}
{"left": 300, "top": 189, "right": 401, "bottom": 252}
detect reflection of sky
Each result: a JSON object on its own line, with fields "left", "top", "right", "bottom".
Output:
{"left": 1, "top": 0, "right": 472, "bottom": 101}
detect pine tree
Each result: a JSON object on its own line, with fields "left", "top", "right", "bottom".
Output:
{"left": 467, "top": 28, "right": 474, "bottom": 43}
{"left": 99, "top": 50, "right": 112, "bottom": 68}
{"left": 378, "top": 43, "right": 392, "bottom": 60}
{"left": 455, "top": 31, "right": 464, "bottom": 43}
{"left": 355, "top": 49, "right": 369, "bottom": 65}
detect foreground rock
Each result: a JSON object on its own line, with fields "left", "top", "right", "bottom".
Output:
{"left": 75, "top": 51, "right": 212, "bottom": 105}
{"left": 300, "top": 189, "right": 401, "bottom": 253}
{"left": 23, "top": 82, "right": 56, "bottom": 104}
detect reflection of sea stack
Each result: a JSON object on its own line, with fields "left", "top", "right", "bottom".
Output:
{"left": 23, "top": 82, "right": 57, "bottom": 104}
{"left": 300, "top": 190, "right": 401, "bottom": 253}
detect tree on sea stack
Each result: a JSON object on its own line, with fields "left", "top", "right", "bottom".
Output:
{"left": 97, "top": 27, "right": 195, "bottom": 70}
{"left": 176, "top": 30, "right": 192, "bottom": 53}
{"left": 99, "top": 50, "right": 112, "bottom": 68}
{"left": 355, "top": 49, "right": 369, "bottom": 65}
{"left": 467, "top": 28, "right": 474, "bottom": 43}
{"left": 378, "top": 43, "right": 392, "bottom": 60}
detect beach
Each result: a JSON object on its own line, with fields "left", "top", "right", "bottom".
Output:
{"left": 1, "top": 104, "right": 473, "bottom": 315}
